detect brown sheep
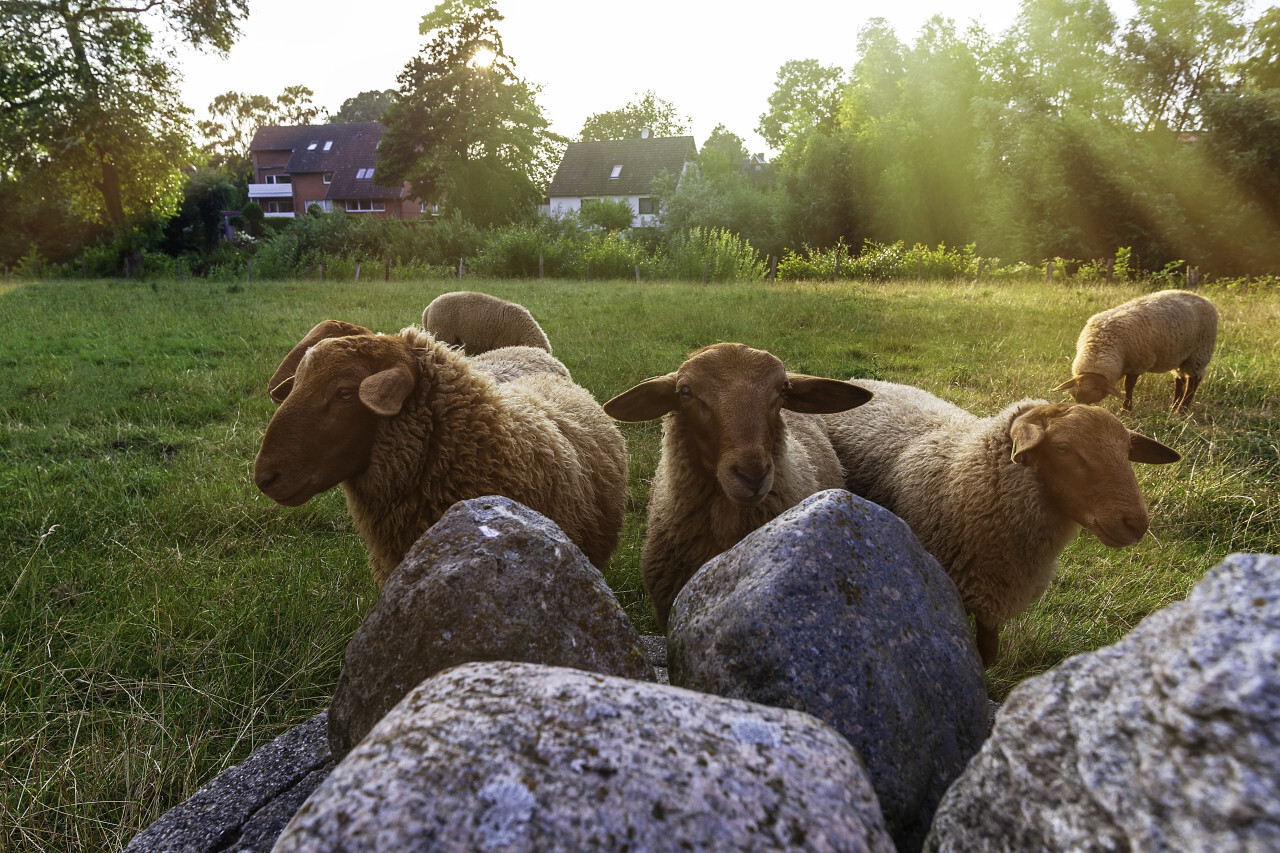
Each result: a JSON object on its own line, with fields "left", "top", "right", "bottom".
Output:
{"left": 605, "top": 343, "right": 873, "bottom": 630}
{"left": 1053, "top": 289, "right": 1218, "bottom": 413}
{"left": 822, "top": 379, "right": 1181, "bottom": 665}
{"left": 422, "top": 291, "right": 553, "bottom": 355}
{"left": 254, "top": 320, "right": 625, "bottom": 584}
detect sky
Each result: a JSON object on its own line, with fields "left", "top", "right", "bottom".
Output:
{"left": 173, "top": 0, "right": 1150, "bottom": 156}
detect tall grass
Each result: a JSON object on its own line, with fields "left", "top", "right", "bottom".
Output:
{"left": 1, "top": 276, "right": 1276, "bottom": 849}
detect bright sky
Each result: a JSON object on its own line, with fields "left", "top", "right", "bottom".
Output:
{"left": 175, "top": 0, "right": 1151, "bottom": 156}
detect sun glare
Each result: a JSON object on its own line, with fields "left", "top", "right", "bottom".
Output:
{"left": 471, "top": 47, "right": 497, "bottom": 68}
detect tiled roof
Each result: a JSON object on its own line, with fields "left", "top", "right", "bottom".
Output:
{"left": 546, "top": 135, "right": 696, "bottom": 197}
{"left": 249, "top": 122, "right": 404, "bottom": 201}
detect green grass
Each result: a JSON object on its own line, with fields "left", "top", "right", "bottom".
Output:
{"left": 2, "top": 276, "right": 1277, "bottom": 849}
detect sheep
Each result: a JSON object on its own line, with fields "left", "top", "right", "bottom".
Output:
{"left": 470, "top": 345, "right": 570, "bottom": 383}
{"left": 254, "top": 320, "right": 626, "bottom": 585}
{"left": 604, "top": 343, "right": 874, "bottom": 631}
{"left": 821, "top": 379, "right": 1181, "bottom": 666}
{"left": 422, "top": 291, "right": 553, "bottom": 355}
{"left": 1053, "top": 289, "right": 1218, "bottom": 413}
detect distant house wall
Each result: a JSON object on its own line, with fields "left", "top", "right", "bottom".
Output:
{"left": 548, "top": 194, "right": 661, "bottom": 228}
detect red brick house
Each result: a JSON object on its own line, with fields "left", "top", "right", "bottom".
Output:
{"left": 247, "top": 122, "right": 426, "bottom": 220}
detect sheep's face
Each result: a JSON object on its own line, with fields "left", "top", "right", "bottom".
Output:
{"left": 604, "top": 343, "right": 872, "bottom": 507}
{"left": 1053, "top": 373, "right": 1122, "bottom": 405}
{"left": 255, "top": 332, "right": 418, "bottom": 507}
{"left": 1011, "top": 403, "right": 1180, "bottom": 547}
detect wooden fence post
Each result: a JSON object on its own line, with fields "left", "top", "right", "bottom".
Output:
{"left": 834, "top": 252, "right": 841, "bottom": 279}
{"left": 82, "top": 258, "right": 87, "bottom": 280}
{"left": 770, "top": 255, "right": 778, "bottom": 283}
{"left": 247, "top": 259, "right": 253, "bottom": 283}
{"left": 1046, "top": 263, "right": 1053, "bottom": 284}
{"left": 917, "top": 258, "right": 923, "bottom": 281}
{"left": 385, "top": 258, "right": 390, "bottom": 282}
{"left": 634, "top": 264, "right": 640, "bottom": 282}
{"left": 976, "top": 258, "right": 983, "bottom": 282}
{"left": 539, "top": 253, "right": 545, "bottom": 279}
{"left": 177, "top": 258, "right": 183, "bottom": 283}
{"left": 1106, "top": 258, "right": 1114, "bottom": 285}
{"left": 702, "top": 261, "right": 708, "bottom": 285}
{"left": 586, "top": 259, "right": 591, "bottom": 282}
{"left": 354, "top": 262, "right": 361, "bottom": 282}
{"left": 457, "top": 258, "right": 464, "bottom": 281}
{"left": 319, "top": 263, "right": 324, "bottom": 282}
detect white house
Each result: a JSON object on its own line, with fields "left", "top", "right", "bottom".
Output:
{"left": 545, "top": 133, "right": 697, "bottom": 228}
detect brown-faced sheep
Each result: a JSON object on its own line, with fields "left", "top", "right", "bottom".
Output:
{"left": 822, "top": 380, "right": 1181, "bottom": 666}
{"left": 1053, "top": 289, "right": 1218, "bottom": 413}
{"left": 254, "top": 320, "right": 625, "bottom": 585}
{"left": 604, "top": 343, "right": 873, "bottom": 631}
{"left": 422, "top": 291, "right": 553, "bottom": 355}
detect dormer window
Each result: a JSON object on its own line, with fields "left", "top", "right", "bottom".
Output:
{"left": 323, "top": 171, "right": 333, "bottom": 184}
{"left": 610, "top": 165, "right": 623, "bottom": 179}
{"left": 323, "top": 140, "right": 333, "bottom": 151}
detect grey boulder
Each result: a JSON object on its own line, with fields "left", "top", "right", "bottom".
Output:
{"left": 327, "top": 496, "right": 652, "bottom": 759}
{"left": 277, "top": 661, "right": 895, "bottom": 852}
{"left": 669, "top": 489, "right": 988, "bottom": 852}
{"left": 926, "top": 552, "right": 1280, "bottom": 852}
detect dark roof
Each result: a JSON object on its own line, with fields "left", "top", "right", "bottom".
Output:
{"left": 546, "top": 135, "right": 696, "bottom": 197}
{"left": 249, "top": 122, "right": 405, "bottom": 201}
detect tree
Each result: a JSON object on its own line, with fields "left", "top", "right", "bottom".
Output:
{"left": 578, "top": 90, "right": 690, "bottom": 141}
{"left": 579, "top": 198, "right": 635, "bottom": 232}
{"left": 329, "top": 89, "right": 399, "bottom": 123}
{"left": 756, "top": 59, "right": 847, "bottom": 151}
{"left": 0, "top": 0, "right": 248, "bottom": 235}
{"left": 198, "top": 86, "right": 319, "bottom": 178}
{"left": 378, "top": 0, "right": 562, "bottom": 227}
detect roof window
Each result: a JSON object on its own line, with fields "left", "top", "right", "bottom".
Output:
{"left": 323, "top": 140, "right": 333, "bottom": 151}
{"left": 307, "top": 141, "right": 318, "bottom": 150}
{"left": 356, "top": 168, "right": 374, "bottom": 179}
{"left": 610, "top": 165, "right": 623, "bottom": 179}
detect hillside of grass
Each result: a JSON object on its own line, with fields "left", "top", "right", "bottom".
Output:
{"left": 2, "top": 276, "right": 1276, "bottom": 849}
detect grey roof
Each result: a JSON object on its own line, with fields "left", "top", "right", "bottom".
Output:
{"left": 249, "top": 123, "right": 404, "bottom": 201}
{"left": 546, "top": 135, "right": 696, "bottom": 197}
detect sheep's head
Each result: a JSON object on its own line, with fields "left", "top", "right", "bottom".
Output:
{"left": 1010, "top": 402, "right": 1180, "bottom": 547}
{"left": 254, "top": 320, "right": 420, "bottom": 506}
{"left": 604, "top": 343, "right": 872, "bottom": 506}
{"left": 1052, "top": 373, "right": 1123, "bottom": 405}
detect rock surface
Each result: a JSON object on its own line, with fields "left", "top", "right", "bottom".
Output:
{"left": 669, "top": 489, "right": 988, "bottom": 852}
{"left": 327, "top": 496, "right": 653, "bottom": 758}
{"left": 124, "top": 712, "right": 332, "bottom": 852}
{"left": 926, "top": 552, "right": 1280, "bottom": 852}
{"left": 277, "top": 661, "right": 896, "bottom": 852}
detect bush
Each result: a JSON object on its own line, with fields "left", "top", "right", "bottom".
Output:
{"left": 662, "top": 227, "right": 765, "bottom": 282}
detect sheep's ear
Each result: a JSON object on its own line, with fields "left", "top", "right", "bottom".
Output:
{"left": 269, "top": 320, "right": 373, "bottom": 404}
{"left": 360, "top": 366, "right": 416, "bottom": 417}
{"left": 1009, "top": 416, "right": 1048, "bottom": 465}
{"left": 1050, "top": 376, "right": 1079, "bottom": 393}
{"left": 603, "top": 374, "right": 680, "bottom": 422}
{"left": 783, "top": 375, "right": 873, "bottom": 414}
{"left": 1129, "top": 431, "right": 1181, "bottom": 465}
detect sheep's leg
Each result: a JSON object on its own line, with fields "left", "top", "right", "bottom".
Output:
{"left": 1173, "top": 375, "right": 1188, "bottom": 412}
{"left": 975, "top": 619, "right": 999, "bottom": 667}
{"left": 1122, "top": 374, "right": 1139, "bottom": 412}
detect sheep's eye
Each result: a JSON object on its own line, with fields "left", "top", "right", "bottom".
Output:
{"left": 336, "top": 387, "right": 357, "bottom": 401}
{"left": 782, "top": 380, "right": 792, "bottom": 394}
{"left": 678, "top": 385, "right": 692, "bottom": 398}
{"left": 1054, "top": 442, "right": 1073, "bottom": 455}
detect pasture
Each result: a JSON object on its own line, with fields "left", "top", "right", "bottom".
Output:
{"left": 1, "top": 275, "right": 1277, "bottom": 849}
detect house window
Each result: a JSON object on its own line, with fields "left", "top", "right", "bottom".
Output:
{"left": 356, "top": 168, "right": 374, "bottom": 179}
{"left": 323, "top": 140, "right": 333, "bottom": 151}
{"left": 610, "top": 165, "right": 623, "bottom": 179}
{"left": 263, "top": 174, "right": 292, "bottom": 185}
{"left": 638, "top": 197, "right": 656, "bottom": 215}
{"left": 346, "top": 199, "right": 386, "bottom": 213}
{"left": 307, "top": 141, "right": 318, "bottom": 150}
{"left": 264, "top": 199, "right": 294, "bottom": 214}
{"left": 323, "top": 172, "right": 333, "bottom": 184}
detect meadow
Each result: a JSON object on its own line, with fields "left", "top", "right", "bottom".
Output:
{"left": 1, "top": 275, "right": 1276, "bottom": 849}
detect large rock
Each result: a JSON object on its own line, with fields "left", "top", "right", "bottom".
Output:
{"left": 328, "top": 496, "right": 653, "bottom": 758}
{"left": 277, "top": 661, "right": 895, "bottom": 852}
{"left": 926, "top": 552, "right": 1280, "bottom": 852}
{"left": 125, "top": 712, "right": 332, "bottom": 852}
{"left": 668, "top": 489, "right": 988, "bottom": 852}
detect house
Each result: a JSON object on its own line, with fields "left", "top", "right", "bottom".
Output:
{"left": 545, "top": 133, "right": 697, "bottom": 227}
{"left": 246, "top": 122, "right": 426, "bottom": 220}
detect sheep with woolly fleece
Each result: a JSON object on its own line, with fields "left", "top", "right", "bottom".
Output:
{"left": 1053, "top": 289, "right": 1218, "bottom": 413}
{"left": 254, "top": 320, "right": 625, "bottom": 585}
{"left": 821, "top": 380, "right": 1180, "bottom": 665}
{"left": 605, "top": 343, "right": 873, "bottom": 631}
{"left": 422, "top": 290, "right": 553, "bottom": 355}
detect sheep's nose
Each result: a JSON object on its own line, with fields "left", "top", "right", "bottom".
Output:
{"left": 254, "top": 466, "right": 278, "bottom": 493}
{"left": 733, "top": 463, "right": 772, "bottom": 496}
{"left": 1120, "top": 512, "right": 1149, "bottom": 542}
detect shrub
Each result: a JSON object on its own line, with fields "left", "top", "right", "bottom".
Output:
{"left": 662, "top": 227, "right": 765, "bottom": 282}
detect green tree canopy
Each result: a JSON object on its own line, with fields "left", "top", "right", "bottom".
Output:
{"left": 329, "top": 89, "right": 399, "bottom": 123}
{"left": 756, "top": 59, "right": 847, "bottom": 151}
{"left": 0, "top": 0, "right": 248, "bottom": 234}
{"left": 578, "top": 90, "right": 690, "bottom": 141}
{"left": 198, "top": 86, "right": 319, "bottom": 176}
{"left": 378, "top": 0, "right": 562, "bottom": 227}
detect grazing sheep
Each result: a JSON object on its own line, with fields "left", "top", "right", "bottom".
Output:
{"left": 1053, "top": 289, "right": 1218, "bottom": 413}
{"left": 254, "top": 320, "right": 625, "bottom": 585}
{"left": 422, "top": 291, "right": 553, "bottom": 355}
{"left": 604, "top": 343, "right": 873, "bottom": 630}
{"left": 822, "top": 380, "right": 1181, "bottom": 666}
{"left": 470, "top": 345, "right": 570, "bottom": 383}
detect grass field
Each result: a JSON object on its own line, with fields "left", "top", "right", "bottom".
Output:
{"left": 2, "top": 275, "right": 1277, "bottom": 849}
